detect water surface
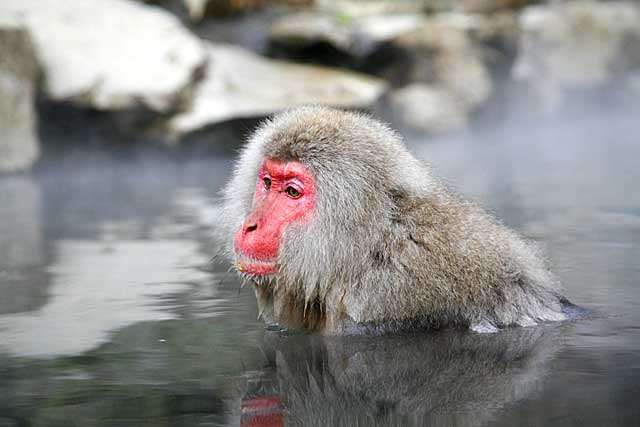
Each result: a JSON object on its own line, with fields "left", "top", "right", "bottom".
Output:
{"left": 1, "top": 113, "right": 639, "bottom": 426}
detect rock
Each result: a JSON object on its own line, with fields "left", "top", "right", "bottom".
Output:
{"left": 167, "top": 43, "right": 386, "bottom": 137}
{"left": 270, "top": 12, "right": 357, "bottom": 55}
{"left": 314, "top": 1, "right": 533, "bottom": 15}
{"left": 0, "top": 25, "right": 39, "bottom": 173}
{"left": 183, "top": 0, "right": 265, "bottom": 21}
{"left": 184, "top": 0, "right": 213, "bottom": 21}
{"left": 270, "top": 9, "right": 517, "bottom": 134}
{"left": 383, "top": 13, "right": 493, "bottom": 110}
{"left": 270, "top": 12, "right": 426, "bottom": 58}
{"left": 453, "top": 0, "right": 534, "bottom": 13}
{"left": 461, "top": 12, "right": 520, "bottom": 58}
{"left": 371, "top": 12, "right": 523, "bottom": 133}
{"left": 388, "top": 83, "right": 469, "bottom": 134}
{"left": 315, "top": 0, "right": 424, "bottom": 17}
{"left": 513, "top": 0, "right": 640, "bottom": 109}
{"left": 0, "top": 0, "right": 207, "bottom": 113}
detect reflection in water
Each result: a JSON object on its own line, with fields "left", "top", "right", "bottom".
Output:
{"left": 0, "top": 177, "right": 42, "bottom": 269}
{"left": 0, "top": 176, "right": 46, "bottom": 315}
{"left": 0, "top": 238, "right": 210, "bottom": 357}
{"left": 240, "top": 327, "right": 561, "bottom": 426}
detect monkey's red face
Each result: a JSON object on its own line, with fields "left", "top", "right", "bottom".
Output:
{"left": 234, "top": 158, "right": 316, "bottom": 276}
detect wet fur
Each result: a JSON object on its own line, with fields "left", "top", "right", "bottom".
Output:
{"left": 221, "top": 106, "right": 567, "bottom": 334}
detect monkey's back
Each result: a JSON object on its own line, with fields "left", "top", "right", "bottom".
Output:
{"left": 340, "top": 187, "right": 566, "bottom": 332}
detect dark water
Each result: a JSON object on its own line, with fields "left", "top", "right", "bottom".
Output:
{"left": 1, "top": 113, "right": 639, "bottom": 426}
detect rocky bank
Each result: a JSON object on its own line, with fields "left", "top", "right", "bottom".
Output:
{"left": 0, "top": 0, "right": 638, "bottom": 171}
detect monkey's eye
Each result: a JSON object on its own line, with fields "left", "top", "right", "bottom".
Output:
{"left": 263, "top": 177, "right": 272, "bottom": 189}
{"left": 285, "top": 186, "right": 301, "bottom": 199}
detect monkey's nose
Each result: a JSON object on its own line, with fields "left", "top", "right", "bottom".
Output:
{"left": 244, "top": 222, "right": 258, "bottom": 233}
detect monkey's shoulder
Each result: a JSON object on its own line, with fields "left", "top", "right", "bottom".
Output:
{"left": 385, "top": 191, "right": 539, "bottom": 292}
{"left": 390, "top": 192, "right": 486, "bottom": 247}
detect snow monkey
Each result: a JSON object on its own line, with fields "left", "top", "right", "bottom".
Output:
{"left": 221, "top": 106, "right": 577, "bottom": 334}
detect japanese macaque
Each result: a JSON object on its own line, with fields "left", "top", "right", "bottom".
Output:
{"left": 221, "top": 106, "right": 575, "bottom": 334}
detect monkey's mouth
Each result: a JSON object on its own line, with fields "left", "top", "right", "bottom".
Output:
{"left": 235, "top": 253, "right": 279, "bottom": 276}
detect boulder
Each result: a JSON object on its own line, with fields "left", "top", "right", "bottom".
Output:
{"left": 315, "top": 0, "right": 424, "bottom": 17}
{"left": 184, "top": 0, "right": 213, "bottom": 21}
{"left": 270, "top": 12, "right": 358, "bottom": 55}
{"left": 513, "top": 0, "right": 640, "bottom": 109}
{"left": 375, "top": 13, "right": 496, "bottom": 132}
{"left": 183, "top": 0, "right": 256, "bottom": 21}
{"left": 183, "top": 0, "right": 265, "bottom": 21}
{"left": 462, "top": 12, "right": 520, "bottom": 64}
{"left": 0, "top": 25, "right": 39, "bottom": 173}
{"left": 388, "top": 83, "right": 469, "bottom": 134}
{"left": 314, "top": 1, "right": 533, "bottom": 15}
{"left": 452, "top": 0, "right": 534, "bottom": 13}
{"left": 0, "top": 0, "right": 207, "bottom": 113}
{"left": 389, "top": 14, "right": 496, "bottom": 100}
{"left": 270, "top": 12, "right": 426, "bottom": 58}
{"left": 167, "top": 43, "right": 386, "bottom": 137}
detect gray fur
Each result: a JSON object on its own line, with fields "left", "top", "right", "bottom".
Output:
{"left": 220, "top": 106, "right": 566, "bottom": 334}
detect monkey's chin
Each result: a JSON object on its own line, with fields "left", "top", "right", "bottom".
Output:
{"left": 235, "top": 253, "right": 278, "bottom": 277}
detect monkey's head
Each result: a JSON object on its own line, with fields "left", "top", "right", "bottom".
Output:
{"left": 233, "top": 157, "right": 316, "bottom": 276}
{"left": 222, "top": 106, "right": 433, "bottom": 303}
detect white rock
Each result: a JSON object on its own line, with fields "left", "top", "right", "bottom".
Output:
{"left": 316, "top": 0, "right": 424, "bottom": 17}
{"left": 270, "top": 12, "right": 426, "bottom": 56}
{"left": 358, "top": 14, "right": 427, "bottom": 42}
{"left": 513, "top": 0, "right": 640, "bottom": 108}
{"left": 0, "top": 0, "right": 207, "bottom": 113}
{"left": 388, "top": 83, "right": 469, "bottom": 134}
{"left": 168, "top": 43, "right": 386, "bottom": 136}
{"left": 182, "top": 0, "right": 263, "bottom": 21}
{"left": 0, "top": 25, "right": 39, "bottom": 173}
{"left": 183, "top": 0, "right": 210, "bottom": 21}
{"left": 393, "top": 13, "right": 493, "bottom": 109}
{"left": 454, "top": 0, "right": 534, "bottom": 13}
{"left": 270, "top": 12, "right": 355, "bottom": 53}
